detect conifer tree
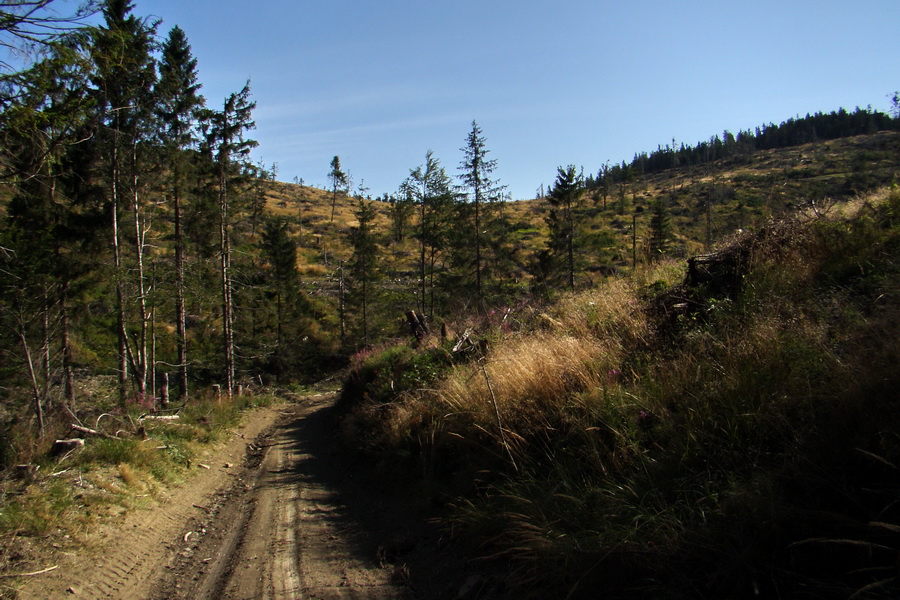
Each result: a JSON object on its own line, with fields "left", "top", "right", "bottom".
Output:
{"left": 90, "top": 0, "right": 158, "bottom": 400}
{"left": 387, "top": 191, "right": 414, "bottom": 243}
{"left": 649, "top": 197, "right": 672, "bottom": 260}
{"left": 155, "top": 24, "right": 204, "bottom": 401}
{"left": 261, "top": 216, "right": 297, "bottom": 379}
{"left": 404, "top": 150, "right": 456, "bottom": 319}
{"left": 458, "top": 120, "right": 506, "bottom": 307}
{"left": 204, "top": 82, "right": 257, "bottom": 397}
{"left": 348, "top": 199, "right": 378, "bottom": 347}
{"left": 545, "top": 165, "right": 584, "bottom": 291}
{"left": 0, "top": 37, "right": 99, "bottom": 423}
{"left": 328, "top": 155, "right": 347, "bottom": 223}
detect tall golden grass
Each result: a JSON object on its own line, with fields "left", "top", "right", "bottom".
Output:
{"left": 340, "top": 186, "right": 900, "bottom": 598}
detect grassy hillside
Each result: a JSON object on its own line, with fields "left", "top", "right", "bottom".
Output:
{"left": 267, "top": 131, "right": 900, "bottom": 291}
{"left": 336, "top": 185, "right": 900, "bottom": 598}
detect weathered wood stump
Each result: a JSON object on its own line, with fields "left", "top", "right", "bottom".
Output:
{"left": 50, "top": 438, "right": 85, "bottom": 457}
{"left": 15, "top": 464, "right": 39, "bottom": 480}
{"left": 405, "top": 310, "right": 428, "bottom": 342}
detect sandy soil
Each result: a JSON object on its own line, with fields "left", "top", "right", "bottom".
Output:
{"left": 14, "top": 394, "right": 504, "bottom": 600}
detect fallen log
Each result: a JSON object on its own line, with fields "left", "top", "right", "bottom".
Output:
{"left": 140, "top": 415, "right": 181, "bottom": 422}
{"left": 70, "top": 424, "right": 116, "bottom": 439}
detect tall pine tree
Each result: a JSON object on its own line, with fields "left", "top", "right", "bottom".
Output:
{"left": 457, "top": 120, "right": 506, "bottom": 307}
{"left": 545, "top": 165, "right": 584, "bottom": 291}
{"left": 155, "top": 24, "right": 204, "bottom": 401}
{"left": 90, "top": 0, "right": 158, "bottom": 400}
{"left": 204, "top": 82, "right": 257, "bottom": 397}
{"left": 328, "top": 155, "right": 347, "bottom": 223}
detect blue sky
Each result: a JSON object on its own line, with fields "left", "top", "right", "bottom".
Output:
{"left": 131, "top": 1, "right": 897, "bottom": 199}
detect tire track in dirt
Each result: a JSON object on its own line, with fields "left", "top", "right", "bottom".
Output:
{"left": 15, "top": 402, "right": 286, "bottom": 600}
{"left": 19, "top": 393, "right": 498, "bottom": 600}
{"left": 152, "top": 394, "right": 410, "bottom": 600}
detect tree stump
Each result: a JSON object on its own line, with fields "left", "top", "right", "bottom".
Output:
{"left": 50, "top": 438, "right": 85, "bottom": 457}
{"left": 405, "top": 310, "right": 428, "bottom": 342}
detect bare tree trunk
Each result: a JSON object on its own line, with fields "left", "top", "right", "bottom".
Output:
{"left": 219, "top": 166, "right": 234, "bottom": 398}
{"left": 632, "top": 213, "right": 638, "bottom": 269}
{"left": 111, "top": 136, "right": 129, "bottom": 401}
{"left": 428, "top": 246, "right": 437, "bottom": 321}
{"left": 59, "top": 279, "right": 75, "bottom": 408}
{"left": 419, "top": 190, "right": 427, "bottom": 318}
{"left": 40, "top": 279, "right": 51, "bottom": 394}
{"left": 330, "top": 187, "right": 337, "bottom": 223}
{"left": 567, "top": 202, "right": 575, "bottom": 291}
{"left": 339, "top": 260, "right": 346, "bottom": 344}
{"left": 474, "top": 187, "right": 482, "bottom": 305}
{"left": 275, "top": 290, "right": 283, "bottom": 353}
{"left": 150, "top": 288, "right": 156, "bottom": 403}
{"left": 18, "top": 329, "right": 44, "bottom": 436}
{"left": 50, "top": 175, "right": 75, "bottom": 408}
{"left": 362, "top": 276, "right": 368, "bottom": 347}
{"left": 174, "top": 186, "right": 188, "bottom": 401}
{"left": 131, "top": 142, "right": 148, "bottom": 398}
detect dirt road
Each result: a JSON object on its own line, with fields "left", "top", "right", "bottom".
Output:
{"left": 18, "top": 394, "right": 494, "bottom": 600}
{"left": 151, "top": 394, "right": 411, "bottom": 600}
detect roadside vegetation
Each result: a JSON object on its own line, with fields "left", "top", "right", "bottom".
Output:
{"left": 0, "top": 387, "right": 274, "bottom": 587}
{"left": 337, "top": 186, "right": 900, "bottom": 599}
{"left": 1, "top": 3, "right": 899, "bottom": 596}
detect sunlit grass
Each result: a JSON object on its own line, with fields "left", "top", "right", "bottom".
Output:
{"left": 339, "top": 186, "right": 900, "bottom": 598}
{"left": 0, "top": 390, "right": 278, "bottom": 565}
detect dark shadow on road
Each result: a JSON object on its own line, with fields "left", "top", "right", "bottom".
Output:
{"left": 273, "top": 398, "right": 505, "bottom": 600}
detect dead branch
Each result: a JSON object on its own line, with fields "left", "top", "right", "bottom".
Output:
{"left": 0, "top": 565, "right": 58, "bottom": 578}
{"left": 480, "top": 361, "right": 518, "bottom": 473}
{"left": 69, "top": 424, "right": 116, "bottom": 439}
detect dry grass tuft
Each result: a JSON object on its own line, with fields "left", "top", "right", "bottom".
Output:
{"left": 439, "top": 334, "right": 608, "bottom": 431}
{"left": 117, "top": 462, "right": 138, "bottom": 487}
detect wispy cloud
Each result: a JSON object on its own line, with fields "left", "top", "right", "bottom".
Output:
{"left": 254, "top": 81, "right": 464, "bottom": 121}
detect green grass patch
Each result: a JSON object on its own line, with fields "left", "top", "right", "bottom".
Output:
{"left": 0, "top": 389, "right": 279, "bottom": 562}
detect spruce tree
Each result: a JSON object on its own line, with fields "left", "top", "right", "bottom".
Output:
{"left": 0, "top": 39, "right": 100, "bottom": 424}
{"left": 458, "top": 120, "right": 506, "bottom": 307}
{"left": 649, "top": 197, "right": 672, "bottom": 260}
{"left": 387, "top": 191, "right": 414, "bottom": 243}
{"left": 545, "top": 165, "right": 584, "bottom": 291}
{"left": 261, "top": 216, "right": 297, "bottom": 379}
{"left": 90, "top": 0, "right": 158, "bottom": 400}
{"left": 347, "top": 199, "right": 378, "bottom": 347}
{"left": 404, "top": 150, "right": 456, "bottom": 319}
{"left": 328, "top": 155, "right": 347, "bottom": 223}
{"left": 155, "top": 24, "right": 204, "bottom": 401}
{"left": 204, "top": 83, "right": 257, "bottom": 397}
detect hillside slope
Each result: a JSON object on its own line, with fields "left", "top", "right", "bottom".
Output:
{"left": 265, "top": 131, "right": 900, "bottom": 287}
{"left": 337, "top": 185, "right": 900, "bottom": 599}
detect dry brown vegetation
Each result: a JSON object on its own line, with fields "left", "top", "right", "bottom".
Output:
{"left": 338, "top": 185, "right": 900, "bottom": 598}
{"left": 264, "top": 131, "right": 900, "bottom": 292}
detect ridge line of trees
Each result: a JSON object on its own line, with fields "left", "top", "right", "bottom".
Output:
{"left": 589, "top": 107, "right": 898, "bottom": 189}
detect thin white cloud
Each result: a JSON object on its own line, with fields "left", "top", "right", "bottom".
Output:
{"left": 254, "top": 81, "right": 466, "bottom": 120}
